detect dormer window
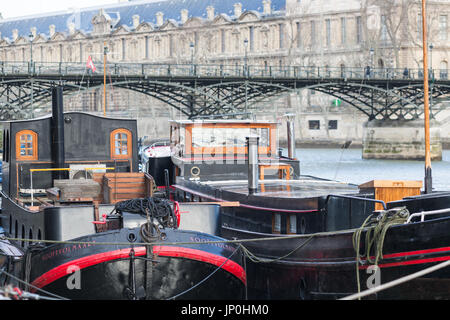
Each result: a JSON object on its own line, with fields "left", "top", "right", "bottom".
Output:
{"left": 111, "top": 128, "right": 132, "bottom": 159}
{"left": 16, "top": 130, "right": 38, "bottom": 161}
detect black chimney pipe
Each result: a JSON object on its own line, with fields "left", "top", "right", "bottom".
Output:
{"left": 51, "top": 86, "right": 65, "bottom": 180}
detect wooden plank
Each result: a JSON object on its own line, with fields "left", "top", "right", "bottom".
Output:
{"left": 53, "top": 179, "right": 101, "bottom": 201}
{"left": 106, "top": 182, "right": 145, "bottom": 188}
{"left": 104, "top": 172, "right": 145, "bottom": 178}
{"left": 359, "top": 180, "right": 422, "bottom": 189}
{"left": 112, "top": 187, "right": 146, "bottom": 193}
{"left": 106, "top": 177, "right": 146, "bottom": 183}
{"left": 113, "top": 193, "right": 147, "bottom": 200}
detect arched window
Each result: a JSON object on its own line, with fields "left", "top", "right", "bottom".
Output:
{"left": 340, "top": 63, "right": 346, "bottom": 78}
{"left": 16, "top": 130, "right": 38, "bottom": 161}
{"left": 440, "top": 61, "right": 448, "bottom": 79}
{"left": 110, "top": 128, "right": 132, "bottom": 159}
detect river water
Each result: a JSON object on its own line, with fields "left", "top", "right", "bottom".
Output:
{"left": 292, "top": 148, "right": 450, "bottom": 191}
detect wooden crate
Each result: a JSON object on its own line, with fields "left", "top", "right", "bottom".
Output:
{"left": 102, "top": 172, "right": 155, "bottom": 204}
{"left": 358, "top": 180, "right": 423, "bottom": 211}
{"left": 52, "top": 179, "right": 101, "bottom": 202}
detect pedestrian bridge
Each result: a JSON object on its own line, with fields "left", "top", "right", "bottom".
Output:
{"left": 0, "top": 61, "right": 448, "bottom": 121}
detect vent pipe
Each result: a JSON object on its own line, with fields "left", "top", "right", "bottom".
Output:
{"left": 247, "top": 136, "right": 259, "bottom": 194}
{"left": 51, "top": 86, "right": 65, "bottom": 180}
{"left": 285, "top": 113, "right": 296, "bottom": 159}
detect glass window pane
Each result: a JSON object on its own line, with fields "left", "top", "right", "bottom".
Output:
{"left": 113, "top": 130, "right": 129, "bottom": 156}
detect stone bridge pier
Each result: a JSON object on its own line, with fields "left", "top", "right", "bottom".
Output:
{"left": 362, "top": 119, "right": 442, "bottom": 161}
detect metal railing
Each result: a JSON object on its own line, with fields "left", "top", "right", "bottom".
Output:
{"left": 0, "top": 61, "right": 448, "bottom": 81}
{"left": 406, "top": 207, "right": 450, "bottom": 223}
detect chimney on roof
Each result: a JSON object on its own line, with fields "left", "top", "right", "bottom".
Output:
{"left": 181, "top": 9, "right": 188, "bottom": 24}
{"left": 49, "top": 24, "right": 56, "bottom": 37}
{"left": 68, "top": 23, "right": 75, "bottom": 35}
{"left": 132, "top": 14, "right": 140, "bottom": 29}
{"left": 12, "top": 29, "right": 18, "bottom": 41}
{"left": 263, "top": 0, "right": 272, "bottom": 15}
{"left": 30, "top": 27, "right": 37, "bottom": 38}
{"left": 156, "top": 11, "right": 164, "bottom": 27}
{"left": 234, "top": 3, "right": 242, "bottom": 18}
{"left": 206, "top": 6, "right": 215, "bottom": 20}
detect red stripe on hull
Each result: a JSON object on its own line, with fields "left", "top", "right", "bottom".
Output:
{"left": 359, "top": 246, "right": 450, "bottom": 269}
{"left": 31, "top": 245, "right": 246, "bottom": 291}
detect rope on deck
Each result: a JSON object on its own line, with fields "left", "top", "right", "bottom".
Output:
{"left": 352, "top": 207, "right": 410, "bottom": 298}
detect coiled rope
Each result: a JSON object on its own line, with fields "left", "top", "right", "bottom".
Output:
{"left": 352, "top": 207, "right": 410, "bottom": 298}
{"left": 114, "top": 197, "right": 178, "bottom": 229}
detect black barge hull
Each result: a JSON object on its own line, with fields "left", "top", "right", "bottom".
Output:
{"left": 175, "top": 179, "right": 450, "bottom": 300}
{"left": 26, "top": 228, "right": 246, "bottom": 300}
{"left": 223, "top": 215, "right": 450, "bottom": 300}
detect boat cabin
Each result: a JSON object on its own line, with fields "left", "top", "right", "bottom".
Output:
{"left": 1, "top": 112, "right": 140, "bottom": 203}
{"left": 169, "top": 119, "right": 299, "bottom": 181}
{"left": 170, "top": 119, "right": 278, "bottom": 159}
{"left": 0, "top": 109, "right": 155, "bottom": 245}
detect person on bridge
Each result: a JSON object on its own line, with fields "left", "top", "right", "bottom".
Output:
{"left": 365, "top": 66, "right": 371, "bottom": 79}
{"left": 403, "top": 68, "right": 409, "bottom": 79}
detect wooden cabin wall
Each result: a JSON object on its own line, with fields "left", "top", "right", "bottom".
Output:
{"left": 2, "top": 113, "right": 139, "bottom": 200}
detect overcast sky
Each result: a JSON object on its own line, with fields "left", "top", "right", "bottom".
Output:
{"left": 1, "top": 0, "right": 122, "bottom": 19}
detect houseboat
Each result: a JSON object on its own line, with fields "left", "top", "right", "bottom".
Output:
{"left": 0, "top": 87, "right": 246, "bottom": 300}
{"left": 167, "top": 117, "right": 450, "bottom": 299}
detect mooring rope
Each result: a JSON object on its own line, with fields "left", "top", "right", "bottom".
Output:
{"left": 352, "top": 207, "right": 410, "bottom": 298}
{"left": 3, "top": 205, "right": 450, "bottom": 300}
{"left": 341, "top": 258, "right": 450, "bottom": 300}
{"left": 0, "top": 268, "right": 69, "bottom": 300}
{"left": 0, "top": 227, "right": 350, "bottom": 248}
{"left": 240, "top": 236, "right": 315, "bottom": 264}
{"left": 165, "top": 244, "right": 243, "bottom": 300}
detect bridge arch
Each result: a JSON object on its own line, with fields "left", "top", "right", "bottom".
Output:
{"left": 0, "top": 71, "right": 449, "bottom": 121}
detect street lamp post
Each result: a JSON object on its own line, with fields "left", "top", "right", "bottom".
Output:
{"left": 103, "top": 42, "right": 108, "bottom": 117}
{"left": 29, "top": 32, "right": 34, "bottom": 67}
{"left": 429, "top": 43, "right": 434, "bottom": 117}
{"left": 190, "top": 42, "right": 195, "bottom": 75}
{"left": 429, "top": 43, "right": 433, "bottom": 79}
{"left": 243, "top": 39, "right": 249, "bottom": 113}
{"left": 244, "top": 38, "right": 248, "bottom": 77}
{"left": 29, "top": 32, "right": 34, "bottom": 118}
{"left": 370, "top": 48, "right": 374, "bottom": 78}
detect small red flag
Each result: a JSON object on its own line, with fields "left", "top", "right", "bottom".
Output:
{"left": 86, "top": 55, "right": 96, "bottom": 72}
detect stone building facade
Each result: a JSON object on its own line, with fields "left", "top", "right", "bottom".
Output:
{"left": 0, "top": 0, "right": 449, "bottom": 145}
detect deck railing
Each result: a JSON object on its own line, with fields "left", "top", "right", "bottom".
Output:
{"left": 0, "top": 61, "right": 448, "bottom": 81}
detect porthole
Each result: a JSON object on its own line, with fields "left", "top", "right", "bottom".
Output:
{"left": 190, "top": 166, "right": 200, "bottom": 177}
{"left": 127, "top": 232, "right": 137, "bottom": 242}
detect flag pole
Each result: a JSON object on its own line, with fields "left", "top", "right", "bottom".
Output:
{"left": 421, "top": 0, "right": 432, "bottom": 194}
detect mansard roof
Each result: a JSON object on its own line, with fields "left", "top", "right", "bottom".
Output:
{"left": 0, "top": 0, "right": 285, "bottom": 40}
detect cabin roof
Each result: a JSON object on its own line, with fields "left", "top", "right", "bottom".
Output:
{"left": 0, "top": 112, "right": 137, "bottom": 124}
{"left": 169, "top": 119, "right": 279, "bottom": 125}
